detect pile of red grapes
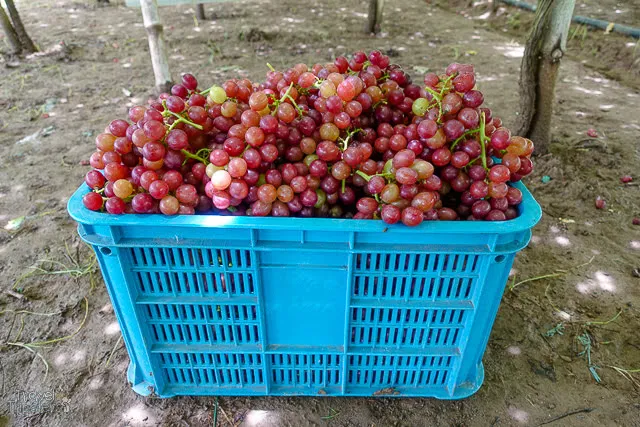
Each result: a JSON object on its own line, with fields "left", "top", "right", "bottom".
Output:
{"left": 82, "top": 51, "right": 534, "bottom": 226}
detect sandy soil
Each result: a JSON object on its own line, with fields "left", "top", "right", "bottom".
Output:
{"left": 0, "top": 0, "right": 639, "bottom": 426}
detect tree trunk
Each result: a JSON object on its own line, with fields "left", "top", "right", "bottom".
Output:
{"left": 195, "top": 3, "right": 205, "bottom": 21}
{"left": 365, "top": 0, "right": 384, "bottom": 34}
{"left": 140, "top": 0, "right": 172, "bottom": 94}
{"left": 0, "top": 5, "right": 21, "bottom": 54}
{"left": 4, "top": 0, "right": 36, "bottom": 53}
{"left": 516, "top": 0, "right": 575, "bottom": 154}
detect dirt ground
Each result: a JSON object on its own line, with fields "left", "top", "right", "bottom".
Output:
{"left": 442, "top": 0, "right": 640, "bottom": 90}
{"left": 1, "top": 0, "right": 639, "bottom": 426}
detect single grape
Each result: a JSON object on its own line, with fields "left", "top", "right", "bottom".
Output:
{"left": 437, "top": 208, "right": 458, "bottom": 220}
{"left": 131, "top": 193, "right": 154, "bottom": 213}
{"left": 401, "top": 207, "right": 423, "bottom": 226}
{"left": 85, "top": 170, "right": 106, "bottom": 189}
{"left": 159, "top": 195, "right": 180, "bottom": 215}
{"left": 175, "top": 184, "right": 198, "bottom": 206}
{"left": 209, "top": 86, "right": 228, "bottom": 104}
{"left": 83, "top": 192, "right": 104, "bottom": 211}
{"left": 381, "top": 204, "right": 401, "bottom": 224}
{"left": 356, "top": 197, "right": 378, "bottom": 215}
{"left": 300, "top": 188, "right": 319, "bottom": 207}
{"left": 212, "top": 170, "right": 232, "bottom": 190}
{"left": 489, "top": 165, "right": 511, "bottom": 183}
{"left": 228, "top": 158, "right": 248, "bottom": 178}
{"left": 113, "top": 179, "right": 134, "bottom": 199}
{"left": 149, "top": 180, "right": 169, "bottom": 200}
{"left": 380, "top": 183, "right": 400, "bottom": 203}
{"left": 486, "top": 209, "right": 507, "bottom": 221}
{"left": 105, "top": 197, "right": 126, "bottom": 214}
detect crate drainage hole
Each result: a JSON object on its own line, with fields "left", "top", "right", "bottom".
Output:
{"left": 495, "top": 255, "right": 505, "bottom": 263}
{"left": 100, "top": 247, "right": 112, "bottom": 255}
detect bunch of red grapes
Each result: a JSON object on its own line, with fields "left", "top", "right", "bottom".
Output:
{"left": 82, "top": 50, "right": 534, "bottom": 226}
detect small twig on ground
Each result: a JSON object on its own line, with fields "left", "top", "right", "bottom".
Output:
{"left": 321, "top": 408, "right": 341, "bottom": 420}
{"left": 5, "top": 289, "right": 24, "bottom": 299}
{"left": 13, "top": 245, "right": 97, "bottom": 290}
{"left": 218, "top": 404, "right": 233, "bottom": 426}
{"left": 510, "top": 256, "right": 594, "bottom": 291}
{"left": 584, "top": 309, "right": 622, "bottom": 327}
{"left": 5, "top": 343, "right": 50, "bottom": 380}
{"left": 607, "top": 366, "right": 640, "bottom": 389}
{"left": 213, "top": 397, "right": 219, "bottom": 427}
{"left": 535, "top": 407, "right": 595, "bottom": 426}
{"left": 105, "top": 334, "right": 123, "bottom": 368}
{"left": 6, "top": 297, "right": 89, "bottom": 348}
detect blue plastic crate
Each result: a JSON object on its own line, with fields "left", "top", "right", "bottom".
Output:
{"left": 68, "top": 181, "right": 540, "bottom": 398}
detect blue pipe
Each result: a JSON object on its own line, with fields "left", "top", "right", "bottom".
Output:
{"left": 498, "top": 0, "right": 640, "bottom": 39}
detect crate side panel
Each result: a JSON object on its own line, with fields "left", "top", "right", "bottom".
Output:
{"left": 261, "top": 251, "right": 348, "bottom": 347}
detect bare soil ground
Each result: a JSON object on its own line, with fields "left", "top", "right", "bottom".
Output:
{"left": 441, "top": 0, "right": 640, "bottom": 90}
{"left": 0, "top": 0, "right": 639, "bottom": 426}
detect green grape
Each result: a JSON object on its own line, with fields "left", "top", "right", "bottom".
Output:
{"left": 383, "top": 159, "right": 393, "bottom": 174}
{"left": 303, "top": 154, "right": 319, "bottom": 167}
{"left": 209, "top": 86, "right": 227, "bottom": 104}
{"left": 412, "top": 97, "right": 430, "bottom": 116}
{"left": 314, "top": 189, "right": 327, "bottom": 208}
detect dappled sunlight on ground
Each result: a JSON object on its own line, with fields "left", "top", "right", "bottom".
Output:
{"left": 508, "top": 406, "right": 529, "bottom": 424}
{"left": 555, "top": 310, "right": 573, "bottom": 321}
{"left": 123, "top": 404, "right": 156, "bottom": 426}
{"left": 576, "top": 270, "right": 617, "bottom": 294}
{"left": 54, "top": 352, "right": 68, "bottom": 366}
{"left": 554, "top": 236, "right": 571, "bottom": 247}
{"left": 243, "top": 410, "right": 279, "bottom": 427}
{"left": 506, "top": 346, "right": 521, "bottom": 356}
{"left": 493, "top": 44, "right": 524, "bottom": 58}
{"left": 72, "top": 349, "right": 87, "bottom": 362}
{"left": 88, "top": 376, "right": 103, "bottom": 390}
{"left": 574, "top": 86, "right": 603, "bottom": 95}
{"left": 104, "top": 321, "right": 120, "bottom": 335}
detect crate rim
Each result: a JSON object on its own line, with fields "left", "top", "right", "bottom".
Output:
{"left": 68, "top": 180, "right": 541, "bottom": 233}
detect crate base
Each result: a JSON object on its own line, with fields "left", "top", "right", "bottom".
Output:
{"left": 127, "top": 361, "right": 484, "bottom": 399}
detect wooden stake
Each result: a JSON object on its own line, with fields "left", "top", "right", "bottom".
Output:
{"left": 140, "top": 0, "right": 172, "bottom": 94}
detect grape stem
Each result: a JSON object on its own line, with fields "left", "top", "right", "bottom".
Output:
{"left": 266, "top": 63, "right": 276, "bottom": 72}
{"left": 355, "top": 170, "right": 371, "bottom": 182}
{"left": 371, "top": 99, "right": 388, "bottom": 110}
{"left": 200, "top": 87, "right": 211, "bottom": 96}
{"left": 341, "top": 179, "right": 346, "bottom": 193}
{"left": 355, "top": 169, "right": 394, "bottom": 182}
{"left": 271, "top": 82, "right": 303, "bottom": 118}
{"left": 479, "top": 111, "right": 489, "bottom": 170}
{"left": 180, "top": 149, "right": 209, "bottom": 164}
{"left": 164, "top": 110, "right": 204, "bottom": 130}
{"left": 338, "top": 128, "right": 362, "bottom": 151}
{"left": 284, "top": 94, "right": 305, "bottom": 118}
{"left": 424, "top": 72, "right": 457, "bottom": 123}
{"left": 423, "top": 86, "right": 442, "bottom": 121}
{"left": 450, "top": 128, "right": 480, "bottom": 150}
